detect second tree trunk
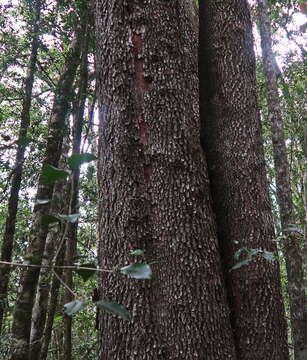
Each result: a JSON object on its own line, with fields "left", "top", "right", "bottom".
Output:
{"left": 199, "top": 1, "right": 289, "bottom": 359}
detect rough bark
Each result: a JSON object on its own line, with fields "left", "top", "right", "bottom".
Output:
{"left": 257, "top": 1, "right": 307, "bottom": 358}
{"left": 9, "top": 24, "right": 85, "bottom": 360}
{"left": 0, "top": 0, "right": 42, "bottom": 334}
{"left": 95, "top": 1, "right": 237, "bottom": 359}
{"left": 199, "top": 1, "right": 289, "bottom": 359}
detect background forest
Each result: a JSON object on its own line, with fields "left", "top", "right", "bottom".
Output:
{"left": 0, "top": 0, "right": 306, "bottom": 359}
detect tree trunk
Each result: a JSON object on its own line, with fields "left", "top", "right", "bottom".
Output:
{"left": 63, "top": 41, "right": 89, "bottom": 360}
{"left": 95, "top": 1, "right": 237, "bottom": 359}
{"left": 257, "top": 1, "right": 307, "bottom": 358}
{"left": 39, "top": 244, "right": 66, "bottom": 360}
{"left": 9, "top": 24, "right": 85, "bottom": 360}
{"left": 0, "top": 0, "right": 42, "bottom": 334}
{"left": 199, "top": 1, "right": 289, "bottom": 359}
{"left": 29, "top": 170, "right": 69, "bottom": 360}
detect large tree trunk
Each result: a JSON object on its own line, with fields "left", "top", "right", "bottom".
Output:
{"left": 199, "top": 1, "right": 289, "bottom": 359}
{"left": 0, "top": 0, "right": 42, "bottom": 334}
{"left": 257, "top": 1, "right": 307, "bottom": 358}
{"left": 95, "top": 1, "right": 237, "bottom": 359}
{"left": 9, "top": 24, "right": 85, "bottom": 360}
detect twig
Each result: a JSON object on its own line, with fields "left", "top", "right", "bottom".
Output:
{"left": 0, "top": 260, "right": 114, "bottom": 273}
{"left": 52, "top": 269, "right": 77, "bottom": 298}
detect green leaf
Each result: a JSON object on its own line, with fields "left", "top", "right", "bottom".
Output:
{"left": 261, "top": 251, "right": 276, "bottom": 262}
{"left": 67, "top": 153, "right": 97, "bottom": 170}
{"left": 130, "top": 249, "right": 144, "bottom": 256}
{"left": 74, "top": 263, "right": 97, "bottom": 282}
{"left": 230, "top": 258, "right": 251, "bottom": 271}
{"left": 41, "top": 165, "right": 70, "bottom": 185}
{"left": 54, "top": 315, "right": 62, "bottom": 324}
{"left": 234, "top": 248, "right": 247, "bottom": 260}
{"left": 95, "top": 301, "right": 130, "bottom": 320}
{"left": 284, "top": 225, "right": 303, "bottom": 234}
{"left": 120, "top": 263, "right": 152, "bottom": 279}
{"left": 250, "top": 248, "right": 261, "bottom": 257}
{"left": 23, "top": 254, "right": 41, "bottom": 265}
{"left": 36, "top": 199, "right": 50, "bottom": 205}
{"left": 42, "top": 213, "right": 79, "bottom": 226}
{"left": 16, "top": 136, "right": 32, "bottom": 146}
{"left": 63, "top": 300, "right": 85, "bottom": 316}
{"left": 54, "top": 213, "right": 80, "bottom": 223}
{"left": 42, "top": 214, "right": 60, "bottom": 226}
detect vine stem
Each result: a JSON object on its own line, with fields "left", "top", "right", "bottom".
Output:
{"left": 0, "top": 260, "right": 114, "bottom": 273}
{"left": 52, "top": 269, "right": 77, "bottom": 298}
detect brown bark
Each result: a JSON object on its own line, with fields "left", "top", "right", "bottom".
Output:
{"left": 9, "top": 24, "right": 86, "bottom": 360}
{"left": 199, "top": 1, "right": 289, "bottom": 359}
{"left": 257, "top": 1, "right": 307, "bottom": 358}
{"left": 0, "top": 0, "right": 42, "bottom": 334}
{"left": 95, "top": 1, "right": 236, "bottom": 359}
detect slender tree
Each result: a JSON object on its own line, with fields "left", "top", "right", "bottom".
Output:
{"left": 9, "top": 21, "right": 86, "bottom": 360}
{"left": 199, "top": 1, "right": 289, "bottom": 359}
{"left": 38, "top": 234, "right": 66, "bottom": 360}
{"left": 95, "top": 1, "right": 237, "bottom": 359}
{"left": 0, "top": 0, "right": 42, "bottom": 334}
{"left": 29, "top": 163, "right": 69, "bottom": 360}
{"left": 257, "top": 1, "right": 307, "bottom": 358}
{"left": 63, "top": 39, "right": 89, "bottom": 360}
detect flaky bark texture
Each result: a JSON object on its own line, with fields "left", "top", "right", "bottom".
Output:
{"left": 9, "top": 25, "right": 85, "bottom": 360}
{"left": 95, "top": 1, "right": 236, "bottom": 359}
{"left": 0, "top": 0, "right": 42, "bottom": 334}
{"left": 199, "top": 1, "right": 289, "bottom": 359}
{"left": 257, "top": 1, "right": 307, "bottom": 358}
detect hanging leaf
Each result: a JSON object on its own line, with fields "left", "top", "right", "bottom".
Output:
{"left": 67, "top": 153, "right": 97, "bottom": 170}
{"left": 129, "top": 249, "right": 144, "bottom": 256}
{"left": 74, "top": 263, "right": 97, "bottom": 282}
{"left": 95, "top": 301, "right": 130, "bottom": 320}
{"left": 230, "top": 258, "right": 251, "bottom": 271}
{"left": 16, "top": 136, "right": 32, "bottom": 146}
{"left": 284, "top": 225, "right": 303, "bottom": 234}
{"left": 54, "top": 213, "right": 80, "bottom": 223}
{"left": 41, "top": 165, "right": 70, "bottom": 185}
{"left": 42, "top": 214, "right": 60, "bottom": 226}
{"left": 63, "top": 300, "right": 86, "bottom": 316}
{"left": 261, "top": 251, "right": 276, "bottom": 262}
{"left": 120, "top": 263, "right": 152, "bottom": 279}
{"left": 234, "top": 248, "right": 247, "bottom": 260}
{"left": 23, "top": 254, "right": 41, "bottom": 265}
{"left": 36, "top": 199, "right": 50, "bottom": 205}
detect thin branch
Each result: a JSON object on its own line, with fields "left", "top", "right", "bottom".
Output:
{"left": 52, "top": 269, "right": 77, "bottom": 298}
{"left": 0, "top": 260, "right": 114, "bottom": 273}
